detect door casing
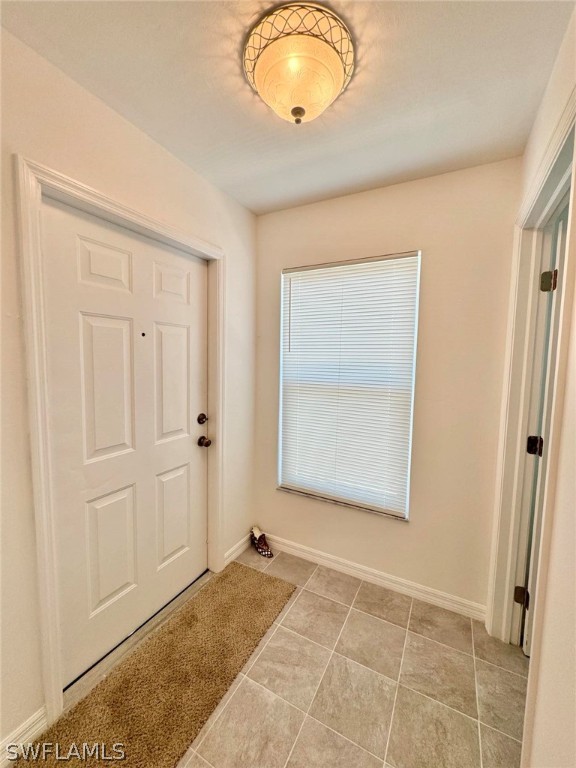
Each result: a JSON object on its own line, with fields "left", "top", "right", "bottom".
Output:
{"left": 15, "top": 156, "right": 227, "bottom": 723}
{"left": 487, "top": 121, "right": 576, "bottom": 647}
{"left": 518, "top": 194, "right": 570, "bottom": 654}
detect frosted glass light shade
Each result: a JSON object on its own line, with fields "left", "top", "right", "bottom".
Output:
{"left": 254, "top": 36, "right": 344, "bottom": 124}
{"left": 243, "top": 3, "right": 354, "bottom": 125}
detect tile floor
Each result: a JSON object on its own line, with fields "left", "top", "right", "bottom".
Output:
{"left": 180, "top": 549, "right": 528, "bottom": 768}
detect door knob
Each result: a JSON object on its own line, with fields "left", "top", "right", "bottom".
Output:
{"left": 197, "top": 413, "right": 208, "bottom": 424}
{"left": 198, "top": 436, "right": 212, "bottom": 448}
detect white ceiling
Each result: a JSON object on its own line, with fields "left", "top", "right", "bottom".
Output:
{"left": 3, "top": 1, "right": 574, "bottom": 213}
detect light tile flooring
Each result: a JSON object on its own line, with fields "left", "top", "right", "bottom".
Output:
{"left": 180, "top": 549, "right": 529, "bottom": 768}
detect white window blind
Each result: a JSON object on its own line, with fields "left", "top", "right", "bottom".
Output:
{"left": 279, "top": 253, "right": 420, "bottom": 518}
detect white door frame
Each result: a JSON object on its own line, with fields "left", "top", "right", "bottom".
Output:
{"left": 15, "top": 155, "right": 227, "bottom": 723}
{"left": 487, "top": 99, "right": 576, "bottom": 645}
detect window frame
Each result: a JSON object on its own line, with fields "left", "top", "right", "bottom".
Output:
{"left": 277, "top": 250, "right": 421, "bottom": 520}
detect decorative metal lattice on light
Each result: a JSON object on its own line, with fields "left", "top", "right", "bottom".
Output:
{"left": 243, "top": 3, "right": 354, "bottom": 124}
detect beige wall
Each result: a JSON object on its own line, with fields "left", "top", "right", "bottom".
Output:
{"left": 255, "top": 158, "right": 521, "bottom": 607}
{"left": 1, "top": 31, "right": 256, "bottom": 738}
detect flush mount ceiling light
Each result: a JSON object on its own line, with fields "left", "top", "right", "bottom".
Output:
{"left": 243, "top": 2, "right": 354, "bottom": 125}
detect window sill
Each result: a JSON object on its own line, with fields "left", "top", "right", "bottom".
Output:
{"left": 276, "top": 485, "right": 409, "bottom": 522}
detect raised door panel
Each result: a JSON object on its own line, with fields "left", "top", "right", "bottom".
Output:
{"left": 80, "top": 314, "right": 134, "bottom": 462}
{"left": 153, "top": 261, "right": 190, "bottom": 304}
{"left": 78, "top": 236, "right": 133, "bottom": 293}
{"left": 156, "top": 464, "right": 190, "bottom": 568}
{"left": 87, "top": 485, "right": 136, "bottom": 614}
{"left": 154, "top": 322, "right": 190, "bottom": 442}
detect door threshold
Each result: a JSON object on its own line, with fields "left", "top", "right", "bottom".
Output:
{"left": 63, "top": 570, "right": 213, "bottom": 712}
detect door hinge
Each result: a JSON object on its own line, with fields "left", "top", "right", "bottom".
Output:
{"left": 514, "top": 585, "right": 530, "bottom": 610}
{"left": 540, "top": 269, "right": 558, "bottom": 292}
{"left": 527, "top": 435, "right": 543, "bottom": 456}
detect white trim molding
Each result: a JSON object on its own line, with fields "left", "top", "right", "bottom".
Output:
{"left": 15, "top": 155, "right": 227, "bottom": 722}
{"left": 267, "top": 534, "right": 486, "bottom": 620}
{"left": 1, "top": 708, "right": 47, "bottom": 767}
{"left": 487, "top": 119, "right": 575, "bottom": 642}
{"left": 224, "top": 535, "right": 251, "bottom": 566}
{"left": 519, "top": 86, "right": 576, "bottom": 227}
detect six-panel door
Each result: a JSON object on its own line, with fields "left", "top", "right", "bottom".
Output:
{"left": 41, "top": 198, "right": 208, "bottom": 686}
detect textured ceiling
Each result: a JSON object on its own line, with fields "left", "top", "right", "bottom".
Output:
{"left": 2, "top": 1, "right": 574, "bottom": 213}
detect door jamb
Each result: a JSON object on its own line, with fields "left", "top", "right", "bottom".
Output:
{"left": 15, "top": 155, "right": 227, "bottom": 722}
{"left": 487, "top": 112, "right": 576, "bottom": 644}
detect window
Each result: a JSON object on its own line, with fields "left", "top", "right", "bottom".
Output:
{"left": 279, "top": 252, "right": 420, "bottom": 519}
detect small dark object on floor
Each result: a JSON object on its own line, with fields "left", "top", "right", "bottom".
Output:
{"left": 251, "top": 526, "right": 273, "bottom": 558}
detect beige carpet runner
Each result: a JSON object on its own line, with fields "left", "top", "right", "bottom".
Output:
{"left": 20, "top": 562, "right": 294, "bottom": 767}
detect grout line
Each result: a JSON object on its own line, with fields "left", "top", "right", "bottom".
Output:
{"left": 404, "top": 627, "right": 474, "bottom": 658}
{"left": 242, "top": 624, "right": 279, "bottom": 675}
{"left": 326, "top": 580, "right": 362, "bottom": 659}
{"left": 396, "top": 682, "right": 482, "bottom": 725}
{"left": 384, "top": 597, "right": 412, "bottom": 765}
{"left": 366, "top": 609, "right": 527, "bottom": 681}
{"left": 350, "top": 604, "right": 409, "bottom": 631}
{"left": 193, "top": 751, "right": 216, "bottom": 768}
{"left": 194, "top": 674, "right": 247, "bottom": 753}
{"left": 276, "top": 587, "right": 303, "bottom": 626}
{"left": 301, "top": 563, "right": 319, "bottom": 589}
{"left": 245, "top": 675, "right": 385, "bottom": 764}
{"left": 281, "top": 579, "right": 366, "bottom": 768}
{"left": 304, "top": 585, "right": 359, "bottom": 610}
{"left": 300, "top": 584, "right": 410, "bottom": 634}
{"left": 176, "top": 749, "right": 193, "bottom": 768}
{"left": 306, "top": 713, "right": 386, "bottom": 763}
{"left": 177, "top": 747, "right": 212, "bottom": 768}
{"left": 331, "top": 650, "right": 400, "bottom": 686}
{"left": 473, "top": 655, "right": 529, "bottom": 679}
{"left": 280, "top": 711, "right": 306, "bottom": 767}
{"left": 235, "top": 559, "right": 269, "bottom": 573}
{"left": 246, "top": 675, "right": 309, "bottom": 716}
{"left": 311, "top": 584, "right": 362, "bottom": 710}
{"left": 277, "top": 623, "right": 334, "bottom": 653}
{"left": 276, "top": 621, "right": 405, "bottom": 688}
{"left": 388, "top": 617, "right": 528, "bottom": 679}
{"left": 479, "top": 722, "right": 523, "bottom": 745}
{"left": 261, "top": 552, "right": 275, "bottom": 571}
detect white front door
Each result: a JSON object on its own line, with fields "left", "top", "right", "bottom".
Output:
{"left": 41, "top": 198, "right": 208, "bottom": 686}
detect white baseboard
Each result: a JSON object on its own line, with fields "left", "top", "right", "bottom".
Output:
{"left": 266, "top": 534, "right": 486, "bottom": 621}
{"left": 1, "top": 707, "right": 47, "bottom": 766}
{"left": 224, "top": 534, "right": 250, "bottom": 566}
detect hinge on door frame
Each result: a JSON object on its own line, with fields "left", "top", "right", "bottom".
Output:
{"left": 527, "top": 435, "right": 544, "bottom": 456}
{"left": 514, "top": 585, "right": 530, "bottom": 610}
{"left": 540, "top": 269, "right": 558, "bottom": 292}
